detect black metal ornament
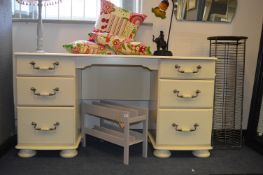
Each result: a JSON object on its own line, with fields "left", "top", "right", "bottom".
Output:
{"left": 153, "top": 31, "right": 173, "bottom": 56}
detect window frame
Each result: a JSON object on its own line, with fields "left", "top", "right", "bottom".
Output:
{"left": 12, "top": 0, "right": 142, "bottom": 22}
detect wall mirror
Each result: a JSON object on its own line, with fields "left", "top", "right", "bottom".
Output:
{"left": 175, "top": 0, "right": 237, "bottom": 23}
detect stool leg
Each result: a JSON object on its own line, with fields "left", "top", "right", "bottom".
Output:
{"left": 142, "top": 119, "right": 148, "bottom": 158}
{"left": 82, "top": 133, "right": 86, "bottom": 147}
{"left": 100, "top": 118, "right": 105, "bottom": 127}
{"left": 124, "top": 118, "right": 129, "bottom": 165}
{"left": 124, "top": 146, "right": 129, "bottom": 165}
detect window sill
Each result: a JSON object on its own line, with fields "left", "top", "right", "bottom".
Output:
{"left": 13, "top": 19, "right": 96, "bottom": 24}
{"left": 12, "top": 19, "right": 153, "bottom": 26}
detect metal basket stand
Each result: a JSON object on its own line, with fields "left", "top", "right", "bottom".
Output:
{"left": 208, "top": 36, "right": 248, "bottom": 149}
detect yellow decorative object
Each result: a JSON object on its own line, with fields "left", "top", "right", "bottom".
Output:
{"left": 152, "top": 0, "right": 170, "bottom": 19}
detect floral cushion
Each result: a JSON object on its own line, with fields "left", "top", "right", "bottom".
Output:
{"left": 94, "top": 0, "right": 147, "bottom": 40}
{"left": 63, "top": 40, "right": 115, "bottom": 55}
{"left": 89, "top": 32, "right": 152, "bottom": 55}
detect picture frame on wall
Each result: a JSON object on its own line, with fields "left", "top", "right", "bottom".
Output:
{"left": 187, "top": 0, "right": 196, "bottom": 10}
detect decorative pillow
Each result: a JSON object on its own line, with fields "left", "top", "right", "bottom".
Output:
{"left": 63, "top": 40, "right": 115, "bottom": 55}
{"left": 119, "top": 41, "right": 152, "bottom": 55}
{"left": 94, "top": 0, "right": 147, "bottom": 40}
{"left": 89, "top": 32, "right": 152, "bottom": 55}
{"left": 89, "top": 32, "right": 127, "bottom": 48}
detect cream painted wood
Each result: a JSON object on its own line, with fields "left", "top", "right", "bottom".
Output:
{"left": 15, "top": 53, "right": 217, "bottom": 60}
{"left": 75, "top": 70, "right": 81, "bottom": 143}
{"left": 192, "top": 150, "right": 210, "bottom": 158}
{"left": 158, "top": 80, "right": 214, "bottom": 108}
{"left": 153, "top": 150, "right": 171, "bottom": 158}
{"left": 60, "top": 149, "right": 78, "bottom": 158}
{"left": 159, "top": 60, "right": 216, "bottom": 79}
{"left": 14, "top": 52, "right": 216, "bottom": 159}
{"left": 15, "top": 135, "right": 81, "bottom": 150}
{"left": 15, "top": 53, "right": 80, "bottom": 158}
{"left": 156, "top": 109, "right": 213, "bottom": 146}
{"left": 17, "top": 107, "right": 76, "bottom": 145}
{"left": 17, "top": 77, "right": 75, "bottom": 106}
{"left": 15, "top": 52, "right": 216, "bottom": 71}
{"left": 16, "top": 56, "right": 75, "bottom": 77}
{"left": 148, "top": 132, "right": 212, "bottom": 150}
{"left": 17, "top": 149, "right": 37, "bottom": 158}
{"left": 148, "top": 57, "right": 215, "bottom": 158}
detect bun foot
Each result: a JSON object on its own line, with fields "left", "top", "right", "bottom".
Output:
{"left": 18, "top": 149, "right": 37, "bottom": 158}
{"left": 153, "top": 149, "right": 171, "bottom": 158}
{"left": 192, "top": 150, "right": 210, "bottom": 158}
{"left": 60, "top": 149, "right": 78, "bottom": 158}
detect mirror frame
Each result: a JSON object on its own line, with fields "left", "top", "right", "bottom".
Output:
{"left": 175, "top": 0, "right": 237, "bottom": 23}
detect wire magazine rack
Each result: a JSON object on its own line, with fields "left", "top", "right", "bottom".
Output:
{"left": 208, "top": 36, "right": 248, "bottom": 148}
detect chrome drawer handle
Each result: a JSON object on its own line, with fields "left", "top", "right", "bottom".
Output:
{"left": 174, "top": 64, "right": 202, "bottom": 74}
{"left": 31, "top": 122, "right": 60, "bottom": 131}
{"left": 172, "top": 123, "right": 199, "bottom": 132}
{"left": 173, "top": 89, "right": 201, "bottom": 98}
{"left": 30, "top": 61, "right": 59, "bottom": 70}
{"left": 30, "top": 87, "right": 59, "bottom": 96}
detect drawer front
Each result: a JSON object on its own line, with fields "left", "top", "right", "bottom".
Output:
{"left": 159, "top": 80, "right": 214, "bottom": 108}
{"left": 17, "top": 107, "right": 75, "bottom": 145}
{"left": 157, "top": 109, "right": 212, "bottom": 145}
{"left": 16, "top": 58, "right": 75, "bottom": 76}
{"left": 159, "top": 60, "right": 215, "bottom": 79}
{"left": 17, "top": 77, "right": 75, "bottom": 106}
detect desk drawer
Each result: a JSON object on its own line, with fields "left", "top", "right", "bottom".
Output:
{"left": 17, "top": 77, "right": 75, "bottom": 106}
{"left": 159, "top": 80, "right": 214, "bottom": 108}
{"left": 157, "top": 109, "right": 212, "bottom": 145}
{"left": 16, "top": 58, "right": 75, "bottom": 76}
{"left": 17, "top": 107, "right": 75, "bottom": 145}
{"left": 159, "top": 60, "right": 215, "bottom": 79}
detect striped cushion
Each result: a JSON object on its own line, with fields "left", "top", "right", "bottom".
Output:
{"left": 94, "top": 0, "right": 147, "bottom": 40}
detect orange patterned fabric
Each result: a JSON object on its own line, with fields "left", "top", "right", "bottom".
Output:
{"left": 89, "top": 32, "right": 152, "bottom": 55}
{"left": 63, "top": 40, "right": 115, "bottom": 55}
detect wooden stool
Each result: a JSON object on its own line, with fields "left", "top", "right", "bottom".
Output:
{"left": 81, "top": 100, "right": 148, "bottom": 165}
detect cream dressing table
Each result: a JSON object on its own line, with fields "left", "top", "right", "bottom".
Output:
{"left": 13, "top": 52, "right": 216, "bottom": 158}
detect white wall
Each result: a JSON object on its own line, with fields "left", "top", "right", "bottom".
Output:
{"left": 12, "top": 0, "right": 263, "bottom": 128}
{"left": 12, "top": 22, "right": 153, "bottom": 52}
{"left": 231, "top": 0, "right": 263, "bottom": 128}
